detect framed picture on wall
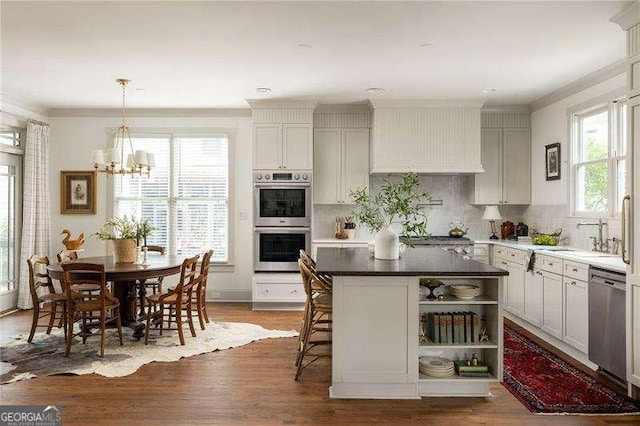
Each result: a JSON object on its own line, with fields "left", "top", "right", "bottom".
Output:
{"left": 545, "top": 143, "right": 561, "bottom": 181}
{"left": 60, "top": 170, "right": 96, "bottom": 214}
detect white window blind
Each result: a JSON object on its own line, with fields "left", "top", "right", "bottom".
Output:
{"left": 114, "top": 134, "right": 229, "bottom": 262}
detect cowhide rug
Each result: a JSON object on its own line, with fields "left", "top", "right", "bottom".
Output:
{"left": 0, "top": 322, "right": 298, "bottom": 384}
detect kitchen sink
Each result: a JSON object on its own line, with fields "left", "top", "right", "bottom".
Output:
{"left": 556, "top": 250, "right": 620, "bottom": 258}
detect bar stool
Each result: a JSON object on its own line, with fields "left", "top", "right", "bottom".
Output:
{"left": 295, "top": 255, "right": 332, "bottom": 380}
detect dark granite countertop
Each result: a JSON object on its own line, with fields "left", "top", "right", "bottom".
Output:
{"left": 316, "top": 247, "right": 509, "bottom": 276}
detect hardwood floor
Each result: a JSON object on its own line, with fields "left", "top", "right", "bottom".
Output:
{"left": 1, "top": 303, "right": 638, "bottom": 425}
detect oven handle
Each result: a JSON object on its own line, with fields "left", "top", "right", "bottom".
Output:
{"left": 254, "top": 227, "right": 311, "bottom": 233}
{"left": 254, "top": 183, "right": 311, "bottom": 188}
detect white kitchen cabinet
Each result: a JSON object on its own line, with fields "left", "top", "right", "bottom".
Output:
{"left": 563, "top": 277, "right": 589, "bottom": 353}
{"left": 314, "top": 128, "right": 369, "bottom": 204}
{"left": 253, "top": 123, "right": 313, "bottom": 170}
{"left": 523, "top": 270, "right": 543, "bottom": 327}
{"left": 494, "top": 247, "right": 525, "bottom": 318}
{"left": 252, "top": 273, "right": 305, "bottom": 309}
{"left": 470, "top": 127, "right": 531, "bottom": 205}
{"left": 541, "top": 270, "right": 563, "bottom": 340}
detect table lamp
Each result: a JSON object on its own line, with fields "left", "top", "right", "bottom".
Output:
{"left": 482, "top": 206, "right": 502, "bottom": 240}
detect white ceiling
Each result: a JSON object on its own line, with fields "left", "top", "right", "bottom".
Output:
{"left": 0, "top": 1, "right": 631, "bottom": 110}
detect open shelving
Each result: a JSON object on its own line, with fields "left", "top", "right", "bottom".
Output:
{"left": 416, "top": 276, "right": 503, "bottom": 397}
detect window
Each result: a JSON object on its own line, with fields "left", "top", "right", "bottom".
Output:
{"left": 571, "top": 99, "right": 627, "bottom": 216}
{"left": 0, "top": 130, "right": 22, "bottom": 148}
{"left": 113, "top": 134, "right": 230, "bottom": 263}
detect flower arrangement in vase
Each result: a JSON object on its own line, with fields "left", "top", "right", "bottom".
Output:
{"left": 350, "top": 172, "right": 431, "bottom": 259}
{"left": 93, "top": 215, "right": 154, "bottom": 263}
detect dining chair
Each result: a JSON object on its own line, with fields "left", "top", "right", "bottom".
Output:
{"left": 56, "top": 249, "right": 101, "bottom": 294}
{"left": 295, "top": 254, "right": 333, "bottom": 381}
{"left": 144, "top": 254, "right": 199, "bottom": 345}
{"left": 26, "top": 255, "right": 67, "bottom": 343}
{"left": 192, "top": 249, "right": 214, "bottom": 330}
{"left": 61, "top": 262, "right": 123, "bottom": 357}
{"left": 137, "top": 245, "right": 166, "bottom": 317}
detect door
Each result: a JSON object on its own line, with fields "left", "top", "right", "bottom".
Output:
{"left": 505, "top": 261, "right": 525, "bottom": 317}
{"left": 472, "top": 128, "right": 502, "bottom": 205}
{"left": 563, "top": 278, "right": 589, "bottom": 353}
{"left": 253, "top": 124, "right": 281, "bottom": 169}
{"left": 503, "top": 128, "right": 531, "bottom": 205}
{"left": 342, "top": 128, "right": 369, "bottom": 204}
{"left": 0, "top": 151, "right": 22, "bottom": 313}
{"left": 542, "top": 271, "right": 563, "bottom": 339}
{"left": 313, "top": 128, "right": 341, "bottom": 204}
{"left": 524, "top": 270, "right": 543, "bottom": 326}
{"left": 282, "top": 124, "right": 312, "bottom": 169}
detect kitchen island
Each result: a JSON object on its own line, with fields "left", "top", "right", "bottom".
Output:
{"left": 316, "top": 246, "right": 509, "bottom": 399}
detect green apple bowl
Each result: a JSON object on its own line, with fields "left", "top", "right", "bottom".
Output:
{"left": 532, "top": 234, "right": 559, "bottom": 246}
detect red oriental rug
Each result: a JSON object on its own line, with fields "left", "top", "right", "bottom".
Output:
{"left": 503, "top": 325, "right": 640, "bottom": 415}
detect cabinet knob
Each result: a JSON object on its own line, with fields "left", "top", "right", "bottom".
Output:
{"left": 504, "top": 200, "right": 508, "bottom": 204}
{"left": 262, "top": 288, "right": 269, "bottom": 293}
{"left": 548, "top": 262, "right": 553, "bottom": 266}
{"left": 290, "top": 289, "right": 298, "bottom": 294}
{"left": 536, "top": 271, "right": 542, "bottom": 276}
{"left": 572, "top": 268, "right": 578, "bottom": 272}
{"left": 571, "top": 281, "right": 576, "bottom": 286}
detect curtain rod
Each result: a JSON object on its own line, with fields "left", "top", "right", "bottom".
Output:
{"left": 0, "top": 110, "right": 49, "bottom": 127}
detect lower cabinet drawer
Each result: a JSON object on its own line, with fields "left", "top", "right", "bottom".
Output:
{"left": 563, "top": 260, "right": 589, "bottom": 282}
{"left": 253, "top": 283, "right": 306, "bottom": 302}
{"left": 537, "top": 254, "right": 563, "bottom": 275}
{"left": 506, "top": 248, "right": 526, "bottom": 265}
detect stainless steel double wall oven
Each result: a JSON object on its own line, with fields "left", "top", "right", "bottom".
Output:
{"left": 253, "top": 170, "right": 311, "bottom": 272}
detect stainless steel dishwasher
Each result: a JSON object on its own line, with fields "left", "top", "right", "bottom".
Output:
{"left": 588, "top": 266, "right": 627, "bottom": 383}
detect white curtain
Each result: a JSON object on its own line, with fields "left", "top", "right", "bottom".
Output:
{"left": 17, "top": 122, "right": 51, "bottom": 309}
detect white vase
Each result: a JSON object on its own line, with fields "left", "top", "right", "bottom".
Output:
{"left": 374, "top": 226, "right": 399, "bottom": 260}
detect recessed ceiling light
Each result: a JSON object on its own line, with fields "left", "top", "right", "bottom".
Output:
{"left": 367, "top": 87, "right": 385, "bottom": 94}
{"left": 295, "top": 44, "right": 312, "bottom": 51}
{"left": 481, "top": 88, "right": 497, "bottom": 93}
{"left": 135, "top": 87, "right": 145, "bottom": 93}
{"left": 419, "top": 43, "right": 435, "bottom": 48}
{"left": 256, "top": 87, "right": 272, "bottom": 94}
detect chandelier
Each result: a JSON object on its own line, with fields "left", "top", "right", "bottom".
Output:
{"left": 91, "top": 79, "right": 154, "bottom": 176}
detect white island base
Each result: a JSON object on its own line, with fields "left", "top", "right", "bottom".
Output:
{"left": 329, "top": 274, "right": 504, "bottom": 399}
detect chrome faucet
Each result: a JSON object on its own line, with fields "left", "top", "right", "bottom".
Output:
{"left": 577, "top": 218, "right": 610, "bottom": 252}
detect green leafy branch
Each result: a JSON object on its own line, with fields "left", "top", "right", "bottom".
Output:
{"left": 349, "top": 172, "right": 431, "bottom": 246}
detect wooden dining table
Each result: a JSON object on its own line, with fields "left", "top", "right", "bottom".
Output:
{"left": 48, "top": 255, "right": 185, "bottom": 339}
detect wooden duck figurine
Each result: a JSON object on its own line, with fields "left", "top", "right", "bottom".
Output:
{"left": 61, "top": 229, "right": 85, "bottom": 250}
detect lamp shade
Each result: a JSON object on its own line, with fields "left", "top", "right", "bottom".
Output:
{"left": 481, "top": 205, "right": 502, "bottom": 221}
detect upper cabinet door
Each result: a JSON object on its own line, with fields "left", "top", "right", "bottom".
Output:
{"left": 503, "top": 128, "right": 531, "bottom": 205}
{"left": 282, "top": 124, "right": 313, "bottom": 169}
{"left": 342, "top": 128, "right": 370, "bottom": 203}
{"left": 253, "top": 124, "right": 281, "bottom": 169}
{"left": 472, "top": 128, "right": 502, "bottom": 205}
{"left": 314, "top": 128, "right": 342, "bottom": 204}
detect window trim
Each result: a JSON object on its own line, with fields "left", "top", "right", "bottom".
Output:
{"left": 107, "top": 128, "right": 235, "bottom": 266}
{"left": 568, "top": 89, "right": 627, "bottom": 218}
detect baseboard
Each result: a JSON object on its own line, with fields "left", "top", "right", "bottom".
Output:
{"left": 206, "top": 289, "right": 252, "bottom": 303}
{"left": 505, "top": 313, "right": 598, "bottom": 371}
{"left": 251, "top": 302, "right": 305, "bottom": 311}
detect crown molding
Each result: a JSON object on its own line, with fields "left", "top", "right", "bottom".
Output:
{"left": 315, "top": 102, "right": 372, "bottom": 113}
{"left": 610, "top": 1, "right": 640, "bottom": 30}
{"left": 245, "top": 99, "right": 318, "bottom": 109}
{"left": 47, "top": 108, "right": 252, "bottom": 118}
{"left": 481, "top": 105, "right": 530, "bottom": 113}
{"left": 528, "top": 59, "right": 626, "bottom": 112}
{"left": 369, "top": 99, "right": 485, "bottom": 109}
{"left": 0, "top": 93, "right": 49, "bottom": 122}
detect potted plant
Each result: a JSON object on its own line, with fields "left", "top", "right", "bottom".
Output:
{"left": 350, "top": 172, "right": 431, "bottom": 259}
{"left": 93, "top": 215, "right": 151, "bottom": 263}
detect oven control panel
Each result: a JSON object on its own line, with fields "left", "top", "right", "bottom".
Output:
{"left": 254, "top": 171, "right": 311, "bottom": 183}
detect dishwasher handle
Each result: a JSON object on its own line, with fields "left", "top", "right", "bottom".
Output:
{"left": 590, "top": 276, "right": 626, "bottom": 292}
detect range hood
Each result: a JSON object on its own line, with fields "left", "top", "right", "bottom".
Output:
{"left": 369, "top": 100, "right": 484, "bottom": 174}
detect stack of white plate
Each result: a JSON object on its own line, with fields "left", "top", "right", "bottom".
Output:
{"left": 450, "top": 284, "right": 480, "bottom": 300}
{"left": 419, "top": 356, "right": 455, "bottom": 377}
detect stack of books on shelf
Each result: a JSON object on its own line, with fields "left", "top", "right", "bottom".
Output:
{"left": 421, "top": 312, "right": 482, "bottom": 344}
{"left": 454, "top": 360, "right": 491, "bottom": 378}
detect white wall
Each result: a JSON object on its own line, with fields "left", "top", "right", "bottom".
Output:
{"left": 531, "top": 73, "right": 626, "bottom": 205}
{"left": 528, "top": 73, "right": 626, "bottom": 250}
{"left": 49, "top": 114, "right": 253, "bottom": 300}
